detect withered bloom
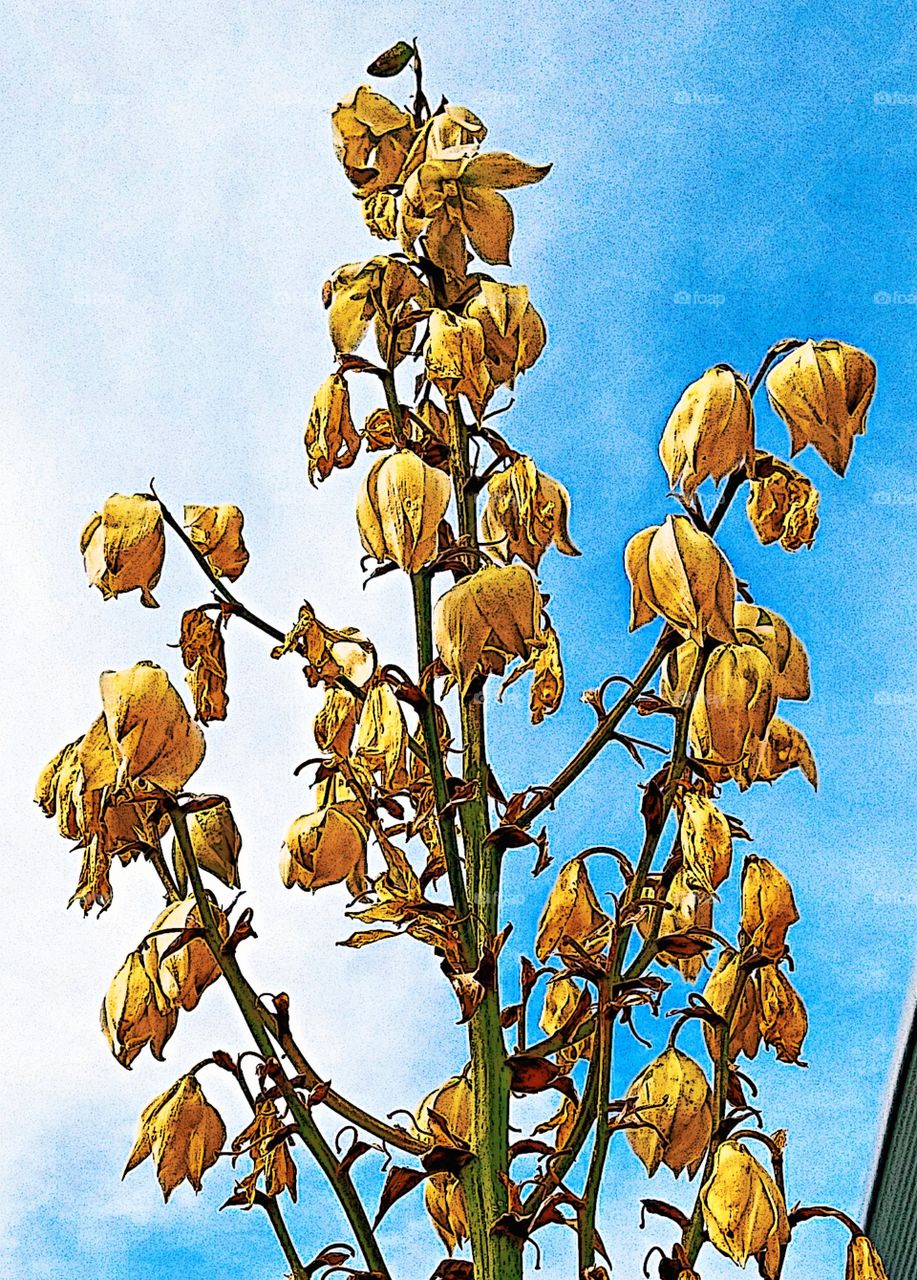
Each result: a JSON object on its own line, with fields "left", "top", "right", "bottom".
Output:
{"left": 535, "top": 857, "right": 611, "bottom": 962}
{"left": 481, "top": 456, "right": 579, "bottom": 568}
{"left": 637, "top": 868, "right": 713, "bottom": 983}
{"left": 689, "top": 644, "right": 777, "bottom": 777}
{"left": 679, "top": 792, "right": 733, "bottom": 896}
{"left": 356, "top": 450, "right": 451, "bottom": 573}
{"left": 746, "top": 452, "right": 819, "bottom": 552}
{"left": 746, "top": 716, "right": 818, "bottom": 789}
{"left": 353, "top": 681, "right": 410, "bottom": 793}
{"left": 281, "top": 782, "right": 369, "bottom": 896}
{"left": 81, "top": 493, "right": 165, "bottom": 608}
{"left": 700, "top": 1139, "right": 790, "bottom": 1278}
{"left": 305, "top": 373, "right": 361, "bottom": 483}
{"left": 233, "top": 1099, "right": 298, "bottom": 1203}
{"left": 99, "top": 662, "right": 206, "bottom": 794}
{"left": 433, "top": 563, "right": 540, "bottom": 696}
{"left": 659, "top": 365, "right": 754, "bottom": 501}
{"left": 425, "top": 309, "right": 492, "bottom": 416}
{"left": 331, "top": 84, "right": 415, "bottom": 195}
{"left": 701, "top": 949, "right": 761, "bottom": 1061}
{"left": 465, "top": 282, "right": 547, "bottom": 389}
{"left": 740, "top": 856, "right": 799, "bottom": 961}
{"left": 124, "top": 1074, "right": 225, "bottom": 1200}
{"left": 765, "top": 339, "right": 876, "bottom": 476}
{"left": 182, "top": 504, "right": 249, "bottom": 580}
{"left": 734, "top": 603, "right": 810, "bottom": 701}
{"left": 757, "top": 964, "right": 808, "bottom": 1064}
{"left": 625, "top": 514, "right": 737, "bottom": 645}
{"left": 144, "top": 896, "right": 228, "bottom": 1012}
{"left": 179, "top": 608, "right": 228, "bottom": 722}
{"left": 625, "top": 1047, "right": 713, "bottom": 1178}
{"left": 101, "top": 949, "right": 177, "bottom": 1068}
{"left": 846, "top": 1235, "right": 891, "bottom": 1280}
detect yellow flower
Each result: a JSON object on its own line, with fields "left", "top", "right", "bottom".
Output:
{"left": 101, "top": 949, "right": 177, "bottom": 1068}
{"left": 123, "top": 1074, "right": 226, "bottom": 1200}
{"left": 481, "top": 456, "right": 579, "bottom": 568}
{"left": 144, "top": 896, "right": 228, "bottom": 1013}
{"left": 465, "top": 282, "right": 547, "bottom": 389}
{"left": 700, "top": 1139, "right": 790, "bottom": 1278}
{"left": 414, "top": 1073, "right": 473, "bottom": 1147}
{"left": 179, "top": 608, "right": 228, "bottom": 723}
{"left": 80, "top": 493, "right": 165, "bottom": 608}
{"left": 305, "top": 373, "right": 361, "bottom": 483}
{"left": 324, "top": 257, "right": 430, "bottom": 364}
{"left": 425, "top": 309, "right": 492, "bottom": 416}
{"left": 535, "top": 857, "right": 611, "bottom": 962}
{"left": 733, "top": 603, "right": 810, "bottom": 701}
{"left": 356, "top": 450, "right": 451, "bottom": 573}
{"left": 331, "top": 84, "right": 415, "bottom": 195}
{"left": 747, "top": 716, "right": 818, "bottom": 789}
{"left": 354, "top": 682, "right": 410, "bottom": 793}
{"left": 182, "top": 504, "right": 249, "bottom": 580}
{"left": 424, "top": 1174, "right": 470, "bottom": 1253}
{"left": 625, "top": 1047, "right": 713, "bottom": 1178}
{"left": 539, "top": 975, "right": 592, "bottom": 1068}
{"left": 659, "top": 365, "right": 754, "bottom": 501}
{"left": 689, "top": 644, "right": 777, "bottom": 776}
{"left": 679, "top": 792, "right": 733, "bottom": 896}
{"left": 625, "top": 514, "right": 737, "bottom": 645}
{"left": 765, "top": 339, "right": 876, "bottom": 476}
{"left": 281, "top": 784, "right": 369, "bottom": 896}
{"left": 173, "top": 798, "right": 242, "bottom": 889}
{"left": 846, "top": 1235, "right": 890, "bottom": 1280}
{"left": 757, "top": 964, "right": 808, "bottom": 1064}
{"left": 99, "top": 661, "right": 206, "bottom": 794}
{"left": 702, "top": 950, "right": 761, "bottom": 1061}
{"left": 362, "top": 191, "right": 398, "bottom": 240}
{"left": 637, "top": 868, "right": 713, "bottom": 983}
{"left": 740, "top": 857, "right": 799, "bottom": 961}
{"left": 433, "top": 563, "right": 541, "bottom": 696}
{"left": 746, "top": 452, "right": 819, "bottom": 552}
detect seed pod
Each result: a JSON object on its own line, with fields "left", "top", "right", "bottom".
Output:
{"left": 700, "top": 1139, "right": 790, "bottom": 1278}
{"left": 765, "top": 339, "right": 876, "bottom": 476}
{"left": 624, "top": 514, "right": 737, "bottom": 645}
{"left": 659, "top": 365, "right": 755, "bottom": 501}
{"left": 123, "top": 1074, "right": 226, "bottom": 1200}
{"left": 80, "top": 492, "right": 165, "bottom": 608}
{"left": 356, "top": 449, "right": 451, "bottom": 573}
{"left": 535, "top": 857, "right": 611, "bottom": 962}
{"left": 433, "top": 563, "right": 540, "bottom": 696}
{"left": 625, "top": 1047, "right": 713, "bottom": 1178}
{"left": 481, "top": 455, "right": 579, "bottom": 568}
{"left": 740, "top": 856, "right": 799, "bottom": 961}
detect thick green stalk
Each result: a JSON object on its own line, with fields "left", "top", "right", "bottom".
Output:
{"left": 168, "top": 804, "right": 390, "bottom": 1280}
{"left": 577, "top": 984, "right": 614, "bottom": 1272}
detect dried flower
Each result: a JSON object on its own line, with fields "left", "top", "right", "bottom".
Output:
{"left": 425, "top": 309, "right": 492, "bottom": 415}
{"left": 433, "top": 563, "right": 540, "bottom": 696}
{"left": 124, "top": 1074, "right": 225, "bottom": 1200}
{"left": 101, "top": 949, "right": 177, "bottom": 1068}
{"left": 481, "top": 456, "right": 579, "bottom": 568}
{"left": 757, "top": 964, "right": 808, "bottom": 1064}
{"left": 679, "top": 792, "right": 733, "bottom": 895}
{"left": 625, "top": 514, "right": 737, "bottom": 645}
{"left": 331, "top": 85, "right": 414, "bottom": 195}
{"left": 689, "top": 644, "right": 777, "bottom": 776}
{"left": 659, "top": 365, "right": 754, "bottom": 500}
{"left": 173, "top": 798, "right": 242, "bottom": 888}
{"left": 740, "top": 857, "right": 799, "bottom": 961}
{"left": 144, "top": 896, "right": 228, "bottom": 1012}
{"left": 465, "top": 282, "right": 547, "bottom": 388}
{"left": 305, "top": 373, "right": 360, "bottom": 483}
{"left": 625, "top": 1047, "right": 713, "bottom": 1178}
{"left": 702, "top": 950, "right": 761, "bottom": 1061}
{"left": 99, "top": 662, "right": 206, "bottom": 794}
{"left": 354, "top": 681, "right": 410, "bottom": 793}
{"left": 700, "top": 1139, "right": 790, "bottom": 1278}
{"left": 81, "top": 493, "right": 165, "bottom": 608}
{"left": 846, "top": 1235, "right": 890, "bottom": 1280}
{"left": 733, "top": 603, "right": 810, "bottom": 702}
{"left": 535, "top": 857, "right": 611, "bottom": 962}
{"left": 281, "top": 785, "right": 369, "bottom": 896}
{"left": 232, "top": 1099, "right": 298, "bottom": 1202}
{"left": 356, "top": 450, "right": 451, "bottom": 573}
{"left": 746, "top": 452, "right": 819, "bottom": 551}
{"left": 179, "top": 608, "right": 228, "bottom": 722}
{"left": 182, "top": 504, "right": 249, "bottom": 580}
{"left": 766, "top": 339, "right": 876, "bottom": 476}
{"left": 747, "top": 716, "right": 818, "bottom": 789}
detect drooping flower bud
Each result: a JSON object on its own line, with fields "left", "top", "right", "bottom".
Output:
{"left": 99, "top": 662, "right": 206, "bottom": 794}
{"left": 625, "top": 514, "right": 737, "bottom": 645}
{"left": 746, "top": 717, "right": 818, "bottom": 789}
{"left": 659, "top": 366, "right": 754, "bottom": 501}
{"left": 746, "top": 452, "right": 819, "bottom": 552}
{"left": 433, "top": 563, "right": 540, "bottom": 696}
{"left": 765, "top": 339, "right": 876, "bottom": 476}
{"left": 757, "top": 964, "right": 808, "bottom": 1064}
{"left": 123, "top": 1074, "right": 226, "bottom": 1200}
{"left": 80, "top": 493, "right": 165, "bottom": 608}
{"left": 481, "top": 456, "right": 579, "bottom": 568}
{"left": 535, "top": 857, "right": 612, "bottom": 962}
{"left": 702, "top": 950, "right": 761, "bottom": 1061}
{"left": 144, "top": 896, "right": 228, "bottom": 1012}
{"left": 625, "top": 1047, "right": 713, "bottom": 1178}
{"left": 179, "top": 608, "right": 228, "bottom": 723}
{"left": 414, "top": 1073, "right": 473, "bottom": 1147}
{"left": 700, "top": 1140, "right": 790, "bottom": 1278}
{"left": 101, "top": 949, "right": 177, "bottom": 1068}
{"left": 281, "top": 783, "right": 369, "bottom": 896}
{"left": 689, "top": 644, "right": 777, "bottom": 777}
{"left": 305, "top": 373, "right": 361, "bottom": 483}
{"left": 733, "top": 603, "right": 810, "bottom": 701}
{"left": 740, "top": 856, "right": 799, "bottom": 960}
{"left": 173, "top": 798, "right": 242, "bottom": 888}
{"left": 679, "top": 792, "right": 733, "bottom": 895}
{"left": 425, "top": 309, "right": 492, "bottom": 415}
{"left": 465, "top": 282, "right": 547, "bottom": 389}
{"left": 356, "top": 449, "right": 451, "bottom": 573}
{"left": 182, "top": 503, "right": 249, "bottom": 580}
{"left": 846, "top": 1235, "right": 890, "bottom": 1280}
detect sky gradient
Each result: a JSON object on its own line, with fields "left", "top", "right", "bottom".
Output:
{"left": 2, "top": 2, "right": 916, "bottom": 1278}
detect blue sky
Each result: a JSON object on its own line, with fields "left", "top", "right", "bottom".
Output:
{"left": 1, "top": 2, "right": 915, "bottom": 1278}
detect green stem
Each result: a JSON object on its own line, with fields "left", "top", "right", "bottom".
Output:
{"left": 168, "top": 803, "right": 390, "bottom": 1280}
{"left": 577, "top": 983, "right": 614, "bottom": 1272}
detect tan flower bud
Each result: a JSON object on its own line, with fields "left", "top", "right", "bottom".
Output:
{"left": 124, "top": 1074, "right": 226, "bottom": 1200}
{"left": 766, "top": 339, "right": 876, "bottom": 476}
{"left": 625, "top": 1047, "right": 713, "bottom": 1178}
{"left": 144, "top": 896, "right": 228, "bottom": 1012}
{"left": 356, "top": 449, "right": 451, "bottom": 573}
{"left": 757, "top": 964, "right": 808, "bottom": 1064}
{"left": 179, "top": 608, "right": 228, "bottom": 723}
{"left": 331, "top": 85, "right": 414, "bottom": 195}
{"left": 354, "top": 682, "right": 410, "bottom": 792}
{"left": 281, "top": 789, "right": 368, "bottom": 896}
{"left": 362, "top": 191, "right": 398, "bottom": 240}
{"left": 535, "top": 857, "right": 612, "bottom": 962}
{"left": 702, "top": 950, "right": 761, "bottom": 1061}
{"left": 173, "top": 798, "right": 242, "bottom": 888}
{"left": 481, "top": 456, "right": 580, "bottom": 568}
{"left": 305, "top": 372, "right": 360, "bottom": 483}
{"left": 689, "top": 644, "right": 777, "bottom": 775}
{"left": 680, "top": 792, "right": 733, "bottom": 895}
{"left": 99, "top": 661, "right": 206, "bottom": 794}
{"left": 740, "top": 856, "right": 799, "bottom": 961}
{"left": 659, "top": 365, "right": 754, "bottom": 501}
{"left": 101, "top": 949, "right": 177, "bottom": 1068}
{"left": 80, "top": 493, "right": 165, "bottom": 608}
{"left": 425, "top": 309, "right": 492, "bottom": 416}
{"left": 746, "top": 452, "right": 819, "bottom": 551}
{"left": 748, "top": 716, "right": 818, "bottom": 789}
{"left": 734, "top": 602, "right": 810, "bottom": 702}
{"left": 433, "top": 563, "right": 540, "bottom": 696}
{"left": 625, "top": 514, "right": 737, "bottom": 645}
{"left": 637, "top": 868, "right": 713, "bottom": 983}
{"left": 846, "top": 1235, "right": 890, "bottom": 1280}
{"left": 700, "top": 1139, "right": 790, "bottom": 1278}
{"left": 465, "top": 282, "right": 547, "bottom": 388}
{"left": 182, "top": 503, "right": 249, "bottom": 580}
